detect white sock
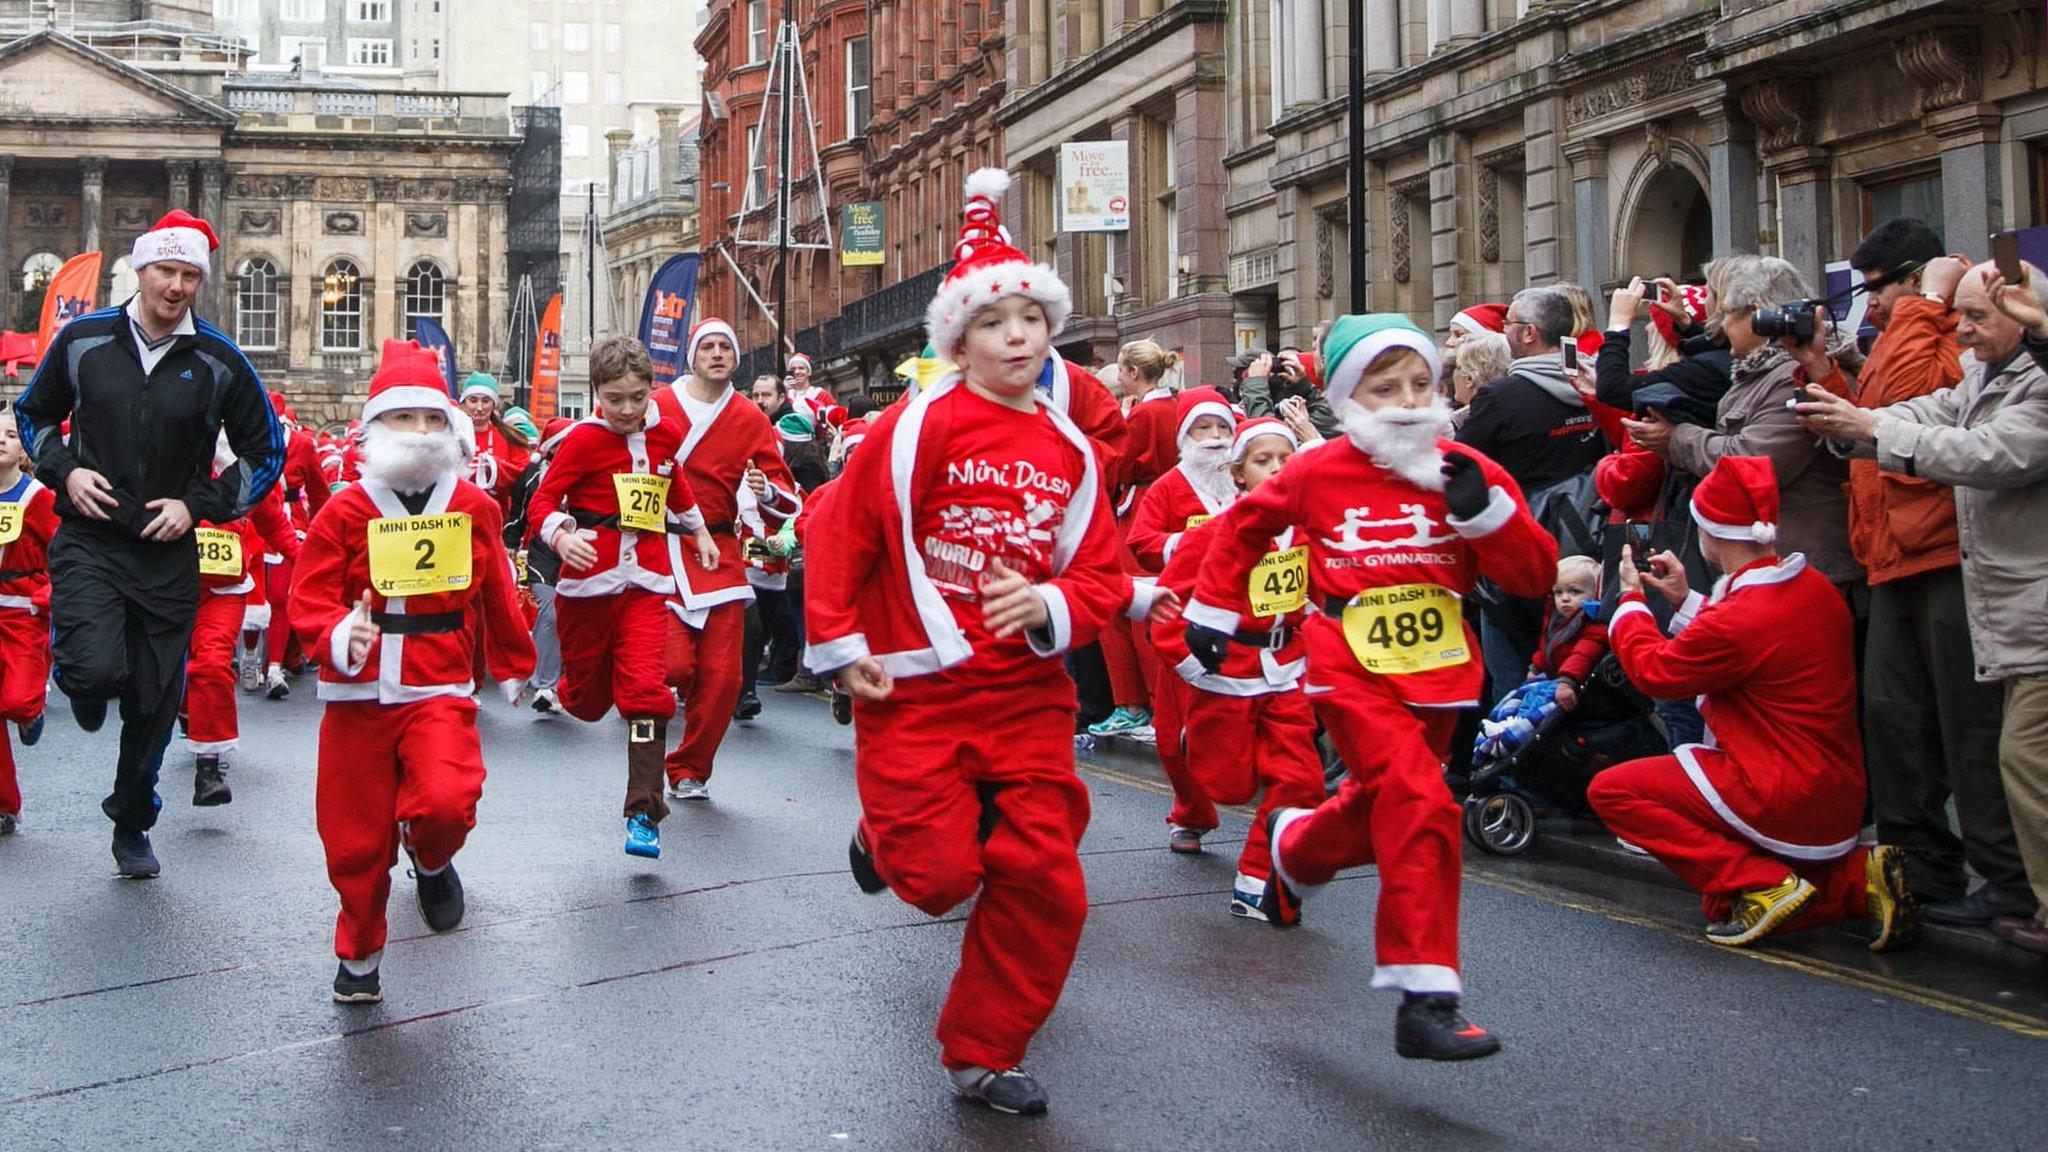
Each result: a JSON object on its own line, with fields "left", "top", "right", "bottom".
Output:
{"left": 340, "top": 951, "right": 381, "bottom": 977}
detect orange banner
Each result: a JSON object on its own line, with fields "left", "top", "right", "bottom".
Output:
{"left": 530, "top": 292, "right": 563, "bottom": 421}
{"left": 37, "top": 252, "right": 102, "bottom": 356}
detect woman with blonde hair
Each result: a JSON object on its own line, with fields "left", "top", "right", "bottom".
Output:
{"left": 1090, "top": 336, "right": 1185, "bottom": 742}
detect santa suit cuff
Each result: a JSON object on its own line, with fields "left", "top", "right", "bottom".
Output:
{"left": 540, "top": 511, "right": 577, "bottom": 550}
{"left": 1607, "top": 596, "right": 1656, "bottom": 629}
{"left": 242, "top": 600, "right": 273, "bottom": 631}
{"left": 1669, "top": 589, "right": 1706, "bottom": 632}
{"left": 1447, "top": 485, "right": 1516, "bottom": 538}
{"left": 759, "top": 482, "right": 800, "bottom": 517}
{"left": 1124, "top": 577, "right": 1165, "bottom": 622}
{"left": 804, "top": 631, "right": 871, "bottom": 676}
{"left": 328, "top": 606, "right": 371, "bottom": 676}
{"left": 1024, "top": 583, "right": 1072, "bottom": 657}
{"left": 1181, "top": 597, "right": 1242, "bottom": 635}
{"left": 1161, "top": 532, "right": 1183, "bottom": 563}
{"left": 667, "top": 504, "right": 706, "bottom": 533}
{"left": 498, "top": 678, "right": 526, "bottom": 705}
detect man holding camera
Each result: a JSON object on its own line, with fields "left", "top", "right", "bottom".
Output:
{"left": 1796, "top": 222, "right": 2026, "bottom": 927}
{"left": 1238, "top": 347, "right": 1339, "bottom": 438}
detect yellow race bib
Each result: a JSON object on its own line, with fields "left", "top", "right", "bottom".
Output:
{"left": 367, "top": 513, "right": 473, "bottom": 596}
{"left": 613, "top": 473, "right": 672, "bottom": 533}
{"left": 1340, "top": 583, "right": 1469, "bottom": 675}
{"left": 1247, "top": 545, "right": 1309, "bottom": 618}
{"left": 513, "top": 548, "right": 530, "bottom": 584}
{"left": 195, "top": 527, "right": 243, "bottom": 578}
{"left": 0, "top": 501, "right": 21, "bottom": 546}
{"left": 1184, "top": 514, "right": 1212, "bottom": 529}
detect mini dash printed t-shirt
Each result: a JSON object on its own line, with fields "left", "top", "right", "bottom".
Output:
{"left": 913, "top": 385, "right": 1088, "bottom": 673}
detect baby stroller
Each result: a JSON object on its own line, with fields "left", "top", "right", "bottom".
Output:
{"left": 1459, "top": 650, "right": 1664, "bottom": 855}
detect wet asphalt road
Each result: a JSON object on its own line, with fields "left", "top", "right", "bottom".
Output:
{"left": 2, "top": 678, "right": 2044, "bottom": 1151}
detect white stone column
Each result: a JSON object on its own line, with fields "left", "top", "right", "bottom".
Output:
{"left": 1290, "top": 0, "right": 1325, "bottom": 102}
{"left": 1448, "top": 0, "right": 1483, "bottom": 42}
{"left": 1365, "top": 0, "right": 1399, "bottom": 74}
{"left": 1564, "top": 137, "right": 1611, "bottom": 289}
{"left": 1699, "top": 96, "right": 1759, "bottom": 258}
{"left": 79, "top": 157, "right": 105, "bottom": 257}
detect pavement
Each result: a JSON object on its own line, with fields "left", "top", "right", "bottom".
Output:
{"left": 2, "top": 677, "right": 2044, "bottom": 1151}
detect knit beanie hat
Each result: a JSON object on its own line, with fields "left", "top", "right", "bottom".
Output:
{"left": 924, "top": 168, "right": 1072, "bottom": 359}
{"left": 775, "top": 412, "right": 815, "bottom": 443}
{"left": 460, "top": 371, "right": 501, "bottom": 403}
{"left": 1320, "top": 314, "right": 1445, "bottom": 407}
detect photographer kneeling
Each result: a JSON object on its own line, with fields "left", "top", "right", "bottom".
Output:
{"left": 1586, "top": 454, "right": 1916, "bottom": 951}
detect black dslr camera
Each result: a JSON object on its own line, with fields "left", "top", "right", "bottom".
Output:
{"left": 1750, "top": 298, "right": 1828, "bottom": 343}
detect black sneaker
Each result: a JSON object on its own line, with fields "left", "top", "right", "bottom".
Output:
{"left": 849, "top": 827, "right": 888, "bottom": 894}
{"left": 733, "top": 692, "right": 763, "bottom": 721}
{"left": 409, "top": 854, "right": 465, "bottom": 931}
{"left": 112, "top": 827, "right": 160, "bottom": 878}
{"left": 332, "top": 962, "right": 382, "bottom": 1003}
{"left": 17, "top": 712, "right": 43, "bottom": 746}
{"left": 1919, "top": 885, "right": 2035, "bottom": 928}
{"left": 1395, "top": 993, "right": 1501, "bottom": 1061}
{"left": 831, "top": 692, "right": 852, "bottom": 726}
{"left": 0, "top": 812, "right": 16, "bottom": 836}
{"left": 72, "top": 695, "right": 108, "bottom": 734}
{"left": 949, "top": 1066, "right": 1049, "bottom": 1116}
{"left": 193, "top": 758, "right": 232, "bottom": 807}
{"left": 1256, "top": 808, "right": 1310, "bottom": 928}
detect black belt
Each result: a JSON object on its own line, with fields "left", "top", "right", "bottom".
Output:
{"left": 0, "top": 569, "right": 30, "bottom": 583}
{"left": 1233, "top": 623, "right": 1295, "bottom": 647}
{"left": 703, "top": 521, "right": 736, "bottom": 536}
{"left": 371, "top": 610, "right": 465, "bottom": 635}
{"left": 1321, "top": 595, "right": 1355, "bottom": 618}
{"left": 570, "top": 508, "right": 623, "bottom": 530}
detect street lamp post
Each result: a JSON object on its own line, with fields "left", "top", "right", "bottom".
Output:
{"left": 1348, "top": 0, "right": 1366, "bottom": 314}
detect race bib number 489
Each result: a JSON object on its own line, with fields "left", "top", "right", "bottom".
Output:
{"left": 367, "top": 513, "right": 473, "bottom": 596}
{"left": 1340, "top": 583, "right": 1469, "bottom": 676}
{"left": 0, "top": 501, "right": 21, "bottom": 546}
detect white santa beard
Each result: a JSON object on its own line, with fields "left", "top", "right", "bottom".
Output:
{"left": 1338, "top": 398, "right": 1453, "bottom": 490}
{"left": 360, "top": 422, "right": 465, "bottom": 494}
{"left": 1177, "top": 439, "right": 1238, "bottom": 506}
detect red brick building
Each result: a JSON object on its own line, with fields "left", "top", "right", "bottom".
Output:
{"left": 695, "top": 0, "right": 1006, "bottom": 399}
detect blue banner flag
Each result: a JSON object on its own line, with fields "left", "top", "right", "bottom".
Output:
{"left": 411, "top": 317, "right": 459, "bottom": 397}
{"left": 638, "top": 253, "right": 700, "bottom": 387}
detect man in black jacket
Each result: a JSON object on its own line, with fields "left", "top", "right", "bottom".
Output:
{"left": 13, "top": 211, "right": 283, "bottom": 877}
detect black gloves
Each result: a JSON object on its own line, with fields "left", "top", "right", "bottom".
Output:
{"left": 1184, "top": 622, "right": 1232, "bottom": 675}
{"left": 1441, "top": 453, "right": 1491, "bottom": 521}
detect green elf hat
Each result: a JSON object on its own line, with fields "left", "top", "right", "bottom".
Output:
{"left": 1320, "top": 314, "right": 1444, "bottom": 408}
{"left": 775, "top": 412, "right": 815, "bottom": 443}
{"left": 459, "top": 371, "right": 502, "bottom": 403}
{"left": 502, "top": 405, "right": 539, "bottom": 441}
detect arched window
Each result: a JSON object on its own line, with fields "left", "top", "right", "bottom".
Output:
{"left": 14, "top": 252, "right": 61, "bottom": 331}
{"left": 109, "top": 255, "right": 138, "bottom": 303}
{"left": 402, "top": 259, "right": 446, "bottom": 340}
{"left": 320, "top": 258, "right": 364, "bottom": 351}
{"left": 236, "top": 256, "right": 281, "bottom": 350}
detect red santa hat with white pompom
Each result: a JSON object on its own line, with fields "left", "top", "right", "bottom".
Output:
{"left": 1689, "top": 454, "right": 1779, "bottom": 545}
{"left": 924, "top": 168, "right": 1073, "bottom": 359}
{"left": 131, "top": 210, "right": 220, "bottom": 279}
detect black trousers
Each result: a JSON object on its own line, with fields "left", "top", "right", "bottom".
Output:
{"left": 742, "top": 585, "right": 800, "bottom": 694}
{"left": 1864, "top": 565, "right": 2025, "bottom": 902}
{"left": 48, "top": 525, "right": 200, "bottom": 832}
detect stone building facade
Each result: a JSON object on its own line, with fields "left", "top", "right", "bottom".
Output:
{"left": 601, "top": 104, "right": 699, "bottom": 340}
{"left": 0, "top": 22, "right": 517, "bottom": 429}
{"left": 999, "top": 0, "right": 1236, "bottom": 385}
{"left": 1250, "top": 0, "right": 2048, "bottom": 348}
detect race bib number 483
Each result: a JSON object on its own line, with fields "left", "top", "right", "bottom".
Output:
{"left": 195, "top": 527, "right": 243, "bottom": 578}
{"left": 612, "top": 473, "right": 672, "bottom": 534}
{"left": 367, "top": 513, "right": 473, "bottom": 596}
{"left": 1340, "top": 583, "right": 1469, "bottom": 676}
{"left": 0, "top": 501, "right": 21, "bottom": 546}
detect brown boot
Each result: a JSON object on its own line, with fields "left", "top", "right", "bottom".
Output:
{"left": 625, "top": 717, "right": 671, "bottom": 825}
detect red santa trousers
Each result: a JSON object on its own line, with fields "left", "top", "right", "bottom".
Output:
{"left": 663, "top": 602, "right": 745, "bottom": 785}
{"left": 315, "top": 697, "right": 487, "bottom": 962}
{"left": 855, "top": 677, "right": 1091, "bottom": 1073}
{"left": 1097, "top": 613, "right": 1153, "bottom": 709}
{"left": 1276, "top": 659, "right": 1465, "bottom": 994}
{"left": 1153, "top": 673, "right": 1218, "bottom": 832}
{"left": 264, "top": 556, "right": 305, "bottom": 669}
{"left": 554, "top": 591, "right": 678, "bottom": 722}
{"left": 183, "top": 591, "right": 244, "bottom": 752}
{"left": 1182, "top": 689, "right": 1326, "bottom": 880}
{"left": 1588, "top": 753, "right": 1868, "bottom": 930}
{"left": 0, "top": 609, "right": 49, "bottom": 816}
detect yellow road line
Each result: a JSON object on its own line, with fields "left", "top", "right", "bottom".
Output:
{"left": 1080, "top": 758, "right": 2048, "bottom": 1042}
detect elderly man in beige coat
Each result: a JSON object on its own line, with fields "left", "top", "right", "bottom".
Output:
{"left": 1798, "top": 260, "right": 2048, "bottom": 955}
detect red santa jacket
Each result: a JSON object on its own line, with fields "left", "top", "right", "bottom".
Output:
{"left": 200, "top": 484, "right": 299, "bottom": 597}
{"left": 1127, "top": 463, "right": 1235, "bottom": 573}
{"left": 651, "top": 380, "right": 800, "bottom": 615}
{"left": 469, "top": 423, "right": 531, "bottom": 512}
{"left": 802, "top": 376, "right": 1143, "bottom": 682}
{"left": 1114, "top": 387, "right": 1179, "bottom": 505}
{"left": 1530, "top": 605, "right": 1607, "bottom": 684}
{"left": 1151, "top": 514, "right": 1307, "bottom": 696}
{"left": 1607, "top": 554, "right": 1864, "bottom": 860}
{"left": 525, "top": 414, "right": 706, "bottom": 599}
{"left": 282, "top": 428, "right": 330, "bottom": 524}
{"left": 1053, "top": 352, "right": 1128, "bottom": 471}
{"left": 0, "top": 476, "right": 58, "bottom": 615}
{"left": 290, "top": 474, "right": 536, "bottom": 704}
{"left": 1185, "top": 438, "right": 1556, "bottom": 708}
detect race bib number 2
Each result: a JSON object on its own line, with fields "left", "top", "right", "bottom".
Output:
{"left": 613, "top": 473, "right": 672, "bottom": 534}
{"left": 195, "top": 528, "right": 243, "bottom": 578}
{"left": 367, "top": 513, "right": 473, "bottom": 596}
{"left": 1340, "top": 583, "right": 1469, "bottom": 676}
{"left": 0, "top": 501, "right": 21, "bottom": 546}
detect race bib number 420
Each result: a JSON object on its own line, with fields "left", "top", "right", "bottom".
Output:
{"left": 367, "top": 513, "right": 473, "bottom": 596}
{"left": 195, "top": 527, "right": 243, "bottom": 578}
{"left": 1340, "top": 583, "right": 1469, "bottom": 676}
{"left": 1247, "top": 545, "right": 1309, "bottom": 618}
{"left": 0, "top": 501, "right": 21, "bottom": 546}
{"left": 612, "top": 473, "right": 672, "bottom": 533}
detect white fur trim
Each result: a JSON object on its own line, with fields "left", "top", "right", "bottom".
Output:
{"left": 1690, "top": 498, "right": 1779, "bottom": 544}
{"left": 1447, "top": 485, "right": 1516, "bottom": 538}
{"left": 924, "top": 260, "right": 1073, "bottom": 359}
{"left": 963, "top": 166, "right": 1012, "bottom": 202}
{"left": 185, "top": 737, "right": 238, "bottom": 754}
{"left": 1674, "top": 744, "right": 1860, "bottom": 862}
{"left": 131, "top": 226, "right": 211, "bottom": 278}
{"left": 804, "top": 631, "right": 872, "bottom": 675}
{"left": 666, "top": 504, "right": 707, "bottom": 533}
{"left": 1369, "top": 964, "right": 1464, "bottom": 995}
{"left": 1325, "top": 330, "right": 1444, "bottom": 407}
{"left": 1177, "top": 400, "right": 1236, "bottom": 445}
{"left": 1182, "top": 597, "right": 1242, "bottom": 634}
{"left": 1607, "top": 599, "right": 1655, "bottom": 628}
{"left": 1024, "top": 583, "right": 1072, "bottom": 657}
{"left": 460, "top": 379, "right": 499, "bottom": 401}
{"left": 331, "top": 604, "right": 369, "bottom": 676}
{"left": 1125, "top": 577, "right": 1165, "bottom": 622}
{"left": 1231, "top": 420, "right": 1298, "bottom": 461}
{"left": 687, "top": 319, "right": 738, "bottom": 367}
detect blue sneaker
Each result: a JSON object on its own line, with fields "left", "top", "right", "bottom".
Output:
{"left": 18, "top": 713, "right": 44, "bottom": 746}
{"left": 624, "top": 814, "right": 660, "bottom": 859}
{"left": 1087, "top": 705, "right": 1152, "bottom": 737}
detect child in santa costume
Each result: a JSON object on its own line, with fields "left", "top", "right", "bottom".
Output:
{"left": 1183, "top": 313, "right": 1557, "bottom": 1061}
{"left": 526, "top": 336, "right": 719, "bottom": 858}
{"left": 1588, "top": 455, "right": 1916, "bottom": 951}
{"left": 456, "top": 372, "right": 531, "bottom": 515}
{"left": 289, "top": 340, "right": 537, "bottom": 1004}
{"left": 1092, "top": 352, "right": 1181, "bottom": 743}
{"left": 182, "top": 437, "right": 298, "bottom": 806}
{"left": 1117, "top": 386, "right": 1242, "bottom": 849}
{"left": 651, "top": 318, "right": 800, "bottom": 801}
{"left": 1150, "top": 416, "right": 1327, "bottom": 918}
{"left": 0, "top": 412, "right": 57, "bottom": 836}
{"left": 803, "top": 168, "right": 1171, "bottom": 1116}
{"left": 254, "top": 392, "right": 328, "bottom": 699}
